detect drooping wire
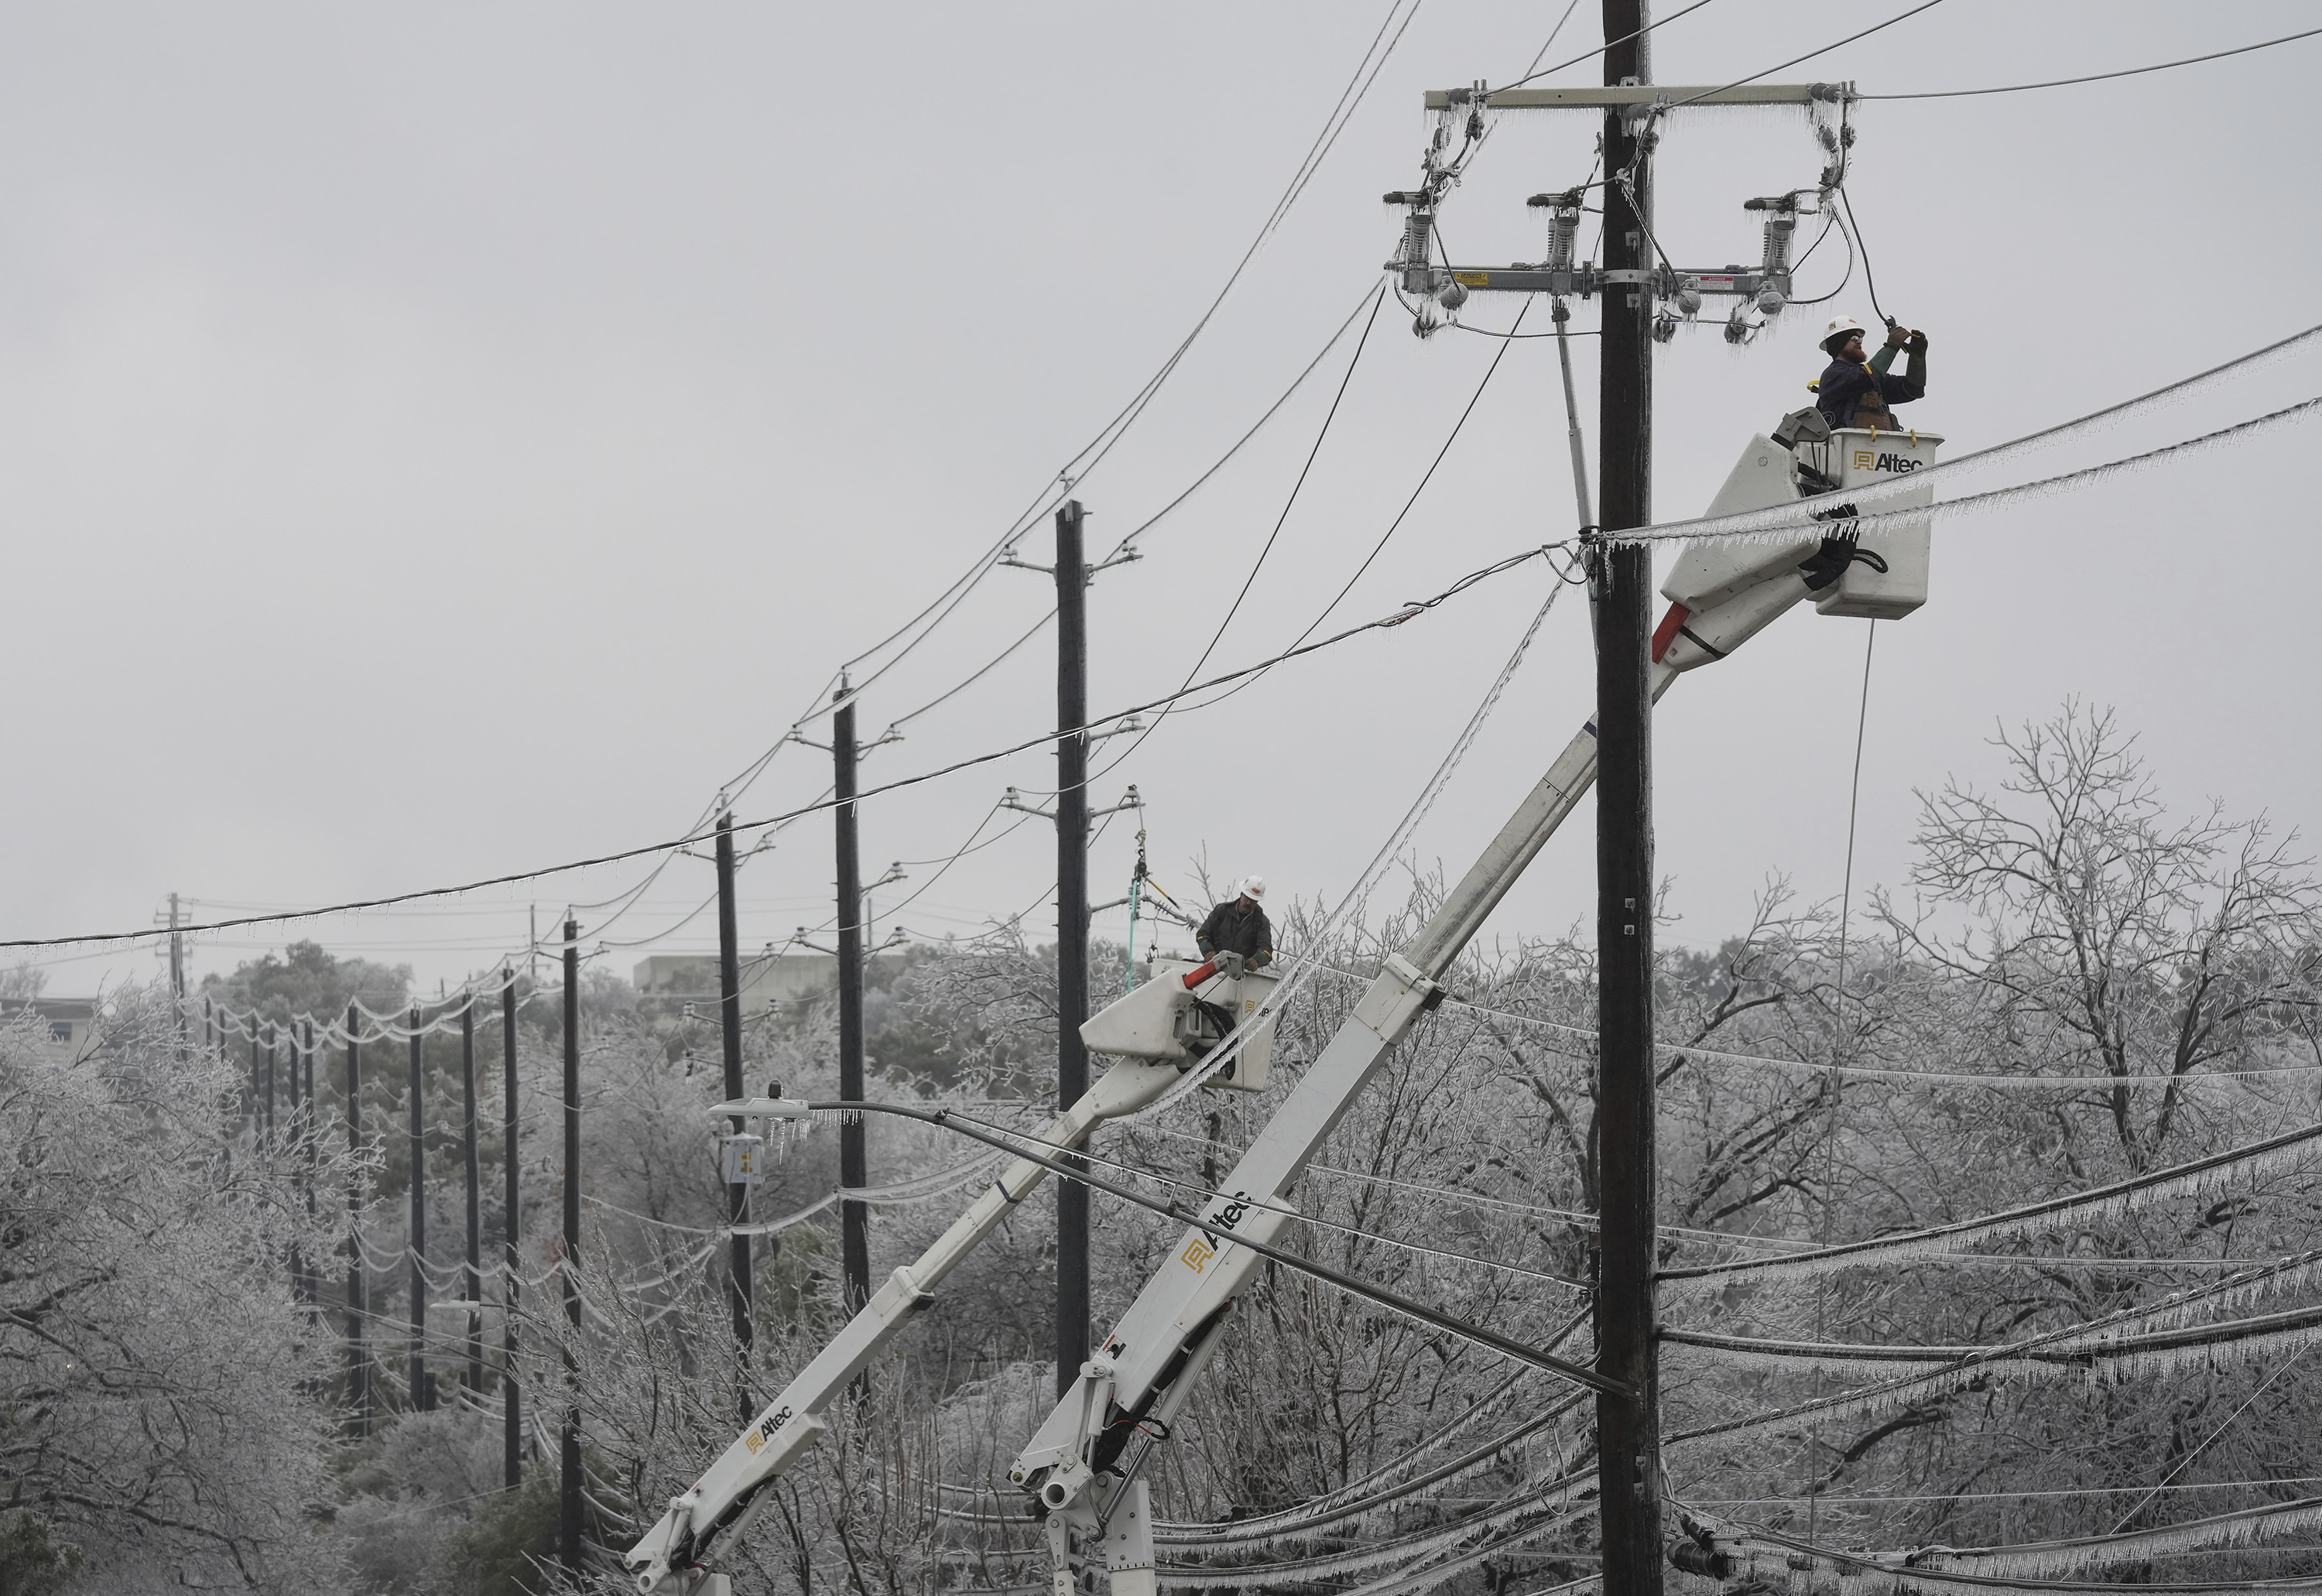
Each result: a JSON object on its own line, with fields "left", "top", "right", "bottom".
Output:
{"left": 1075, "top": 282, "right": 1389, "bottom": 784}
{"left": 1837, "top": 184, "right": 1889, "bottom": 328}
{"left": 1808, "top": 615, "right": 1878, "bottom": 1537}
{"left": 1659, "top": 0, "right": 1951, "bottom": 114}
{"left": 1860, "top": 25, "right": 2322, "bottom": 100}
{"left": 1494, "top": 0, "right": 1728, "bottom": 93}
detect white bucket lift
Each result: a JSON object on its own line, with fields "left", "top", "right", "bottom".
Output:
{"left": 1661, "top": 425, "right": 1940, "bottom": 623}
{"left": 1080, "top": 958, "right": 1282, "bottom": 1094}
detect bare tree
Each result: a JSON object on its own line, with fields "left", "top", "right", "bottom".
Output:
{"left": 1877, "top": 701, "right": 2322, "bottom": 1169}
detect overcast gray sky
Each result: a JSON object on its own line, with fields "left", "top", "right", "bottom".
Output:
{"left": 6, "top": 1, "right": 2318, "bottom": 1001}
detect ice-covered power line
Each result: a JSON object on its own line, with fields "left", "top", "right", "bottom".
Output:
{"left": 1673, "top": 1502, "right": 2322, "bottom": 1594}
{"left": 1861, "top": 24, "right": 2322, "bottom": 100}
{"left": 1493, "top": 0, "right": 1726, "bottom": 94}
{"left": 2, "top": 543, "right": 1563, "bottom": 951}
{"left": 45, "top": 327, "right": 2322, "bottom": 959}
{"left": 705, "top": 0, "right": 1432, "bottom": 804}
{"left": 1605, "top": 321, "right": 2322, "bottom": 546}
{"left": 1659, "top": 1117, "right": 2322, "bottom": 1291}
{"left": 797, "top": 1096, "right": 1618, "bottom": 1391}
{"left": 1656, "top": 0, "right": 1949, "bottom": 114}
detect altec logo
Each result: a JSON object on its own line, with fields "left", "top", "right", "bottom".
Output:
{"left": 1180, "top": 1235, "right": 1217, "bottom": 1273}
{"left": 743, "top": 1406, "right": 794, "bottom": 1454}
{"left": 1854, "top": 449, "right": 1924, "bottom": 474}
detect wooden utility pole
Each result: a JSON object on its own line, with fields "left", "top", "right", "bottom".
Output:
{"left": 462, "top": 1000, "right": 485, "bottom": 1396}
{"left": 502, "top": 973, "right": 523, "bottom": 1489}
{"left": 715, "top": 812, "right": 755, "bottom": 1421}
{"left": 833, "top": 690, "right": 870, "bottom": 1317}
{"left": 251, "top": 1023, "right": 265, "bottom": 1145}
{"left": 1593, "top": 3, "right": 1665, "bottom": 1593}
{"left": 300, "top": 1019, "right": 319, "bottom": 1312}
{"left": 560, "top": 920, "right": 584, "bottom": 1574}
{"left": 167, "top": 892, "right": 185, "bottom": 1057}
{"left": 409, "top": 1007, "right": 432, "bottom": 1411}
{"left": 1053, "top": 499, "right": 1092, "bottom": 1398}
{"left": 288, "top": 1025, "right": 307, "bottom": 1303}
{"left": 346, "top": 1006, "right": 371, "bottom": 1438}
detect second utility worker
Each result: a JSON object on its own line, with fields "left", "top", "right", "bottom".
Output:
{"left": 1813, "top": 313, "right": 1929, "bottom": 433}
{"left": 1197, "top": 877, "right": 1274, "bottom": 974}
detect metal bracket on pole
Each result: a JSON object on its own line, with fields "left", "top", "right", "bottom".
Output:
{"left": 1002, "top": 786, "right": 1057, "bottom": 821}
{"left": 1426, "top": 82, "right": 1850, "bottom": 109}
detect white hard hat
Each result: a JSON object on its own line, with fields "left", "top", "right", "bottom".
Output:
{"left": 1238, "top": 875, "right": 1266, "bottom": 902}
{"left": 1822, "top": 315, "right": 1867, "bottom": 350}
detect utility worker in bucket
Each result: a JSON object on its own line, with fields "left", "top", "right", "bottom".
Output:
{"left": 1197, "top": 877, "right": 1274, "bottom": 975}
{"left": 1812, "top": 314, "right": 1929, "bottom": 433}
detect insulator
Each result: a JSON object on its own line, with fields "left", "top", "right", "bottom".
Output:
{"left": 1399, "top": 209, "right": 1430, "bottom": 268}
{"left": 1673, "top": 280, "right": 1704, "bottom": 316}
{"left": 1756, "top": 285, "right": 1787, "bottom": 314}
{"left": 1437, "top": 279, "right": 1468, "bottom": 311}
{"left": 1546, "top": 209, "right": 1580, "bottom": 272}
{"left": 1397, "top": 206, "right": 1436, "bottom": 296}
{"left": 1759, "top": 214, "right": 1796, "bottom": 277}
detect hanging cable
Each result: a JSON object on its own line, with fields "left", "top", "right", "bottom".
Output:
{"left": 1861, "top": 26, "right": 2322, "bottom": 100}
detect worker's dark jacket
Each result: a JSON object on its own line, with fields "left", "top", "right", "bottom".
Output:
{"left": 1815, "top": 346, "right": 1927, "bottom": 432}
{"left": 1197, "top": 901, "right": 1274, "bottom": 970}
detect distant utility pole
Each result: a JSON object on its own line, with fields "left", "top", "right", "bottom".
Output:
{"left": 462, "top": 1000, "right": 484, "bottom": 1397}
{"left": 300, "top": 1019, "right": 319, "bottom": 1313}
{"left": 251, "top": 1023, "right": 265, "bottom": 1145}
{"left": 831, "top": 689, "right": 870, "bottom": 1319}
{"left": 410, "top": 1007, "right": 432, "bottom": 1413}
{"left": 346, "top": 1006, "right": 371, "bottom": 1439}
{"left": 167, "top": 892, "right": 185, "bottom": 1056}
{"left": 502, "top": 973, "right": 523, "bottom": 1490}
{"left": 560, "top": 920, "right": 583, "bottom": 1575}
{"left": 714, "top": 812, "right": 754, "bottom": 1423}
{"left": 288, "top": 1025, "right": 307, "bottom": 1303}
{"left": 998, "top": 498, "right": 1139, "bottom": 1397}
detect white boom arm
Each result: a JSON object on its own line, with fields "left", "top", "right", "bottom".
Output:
{"left": 629, "top": 426, "right": 1935, "bottom": 1596}
{"left": 624, "top": 1060, "right": 1183, "bottom": 1593}
{"left": 1009, "top": 424, "right": 1937, "bottom": 1594}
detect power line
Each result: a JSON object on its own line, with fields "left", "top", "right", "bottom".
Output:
{"left": 687, "top": 2, "right": 1431, "bottom": 833}
{"left": 0, "top": 542, "right": 1560, "bottom": 952}
{"left": 1494, "top": 0, "right": 1727, "bottom": 94}
{"left": 1658, "top": 0, "right": 1950, "bottom": 114}
{"left": 1861, "top": 25, "right": 2322, "bottom": 100}
{"left": 799, "top": 1096, "right": 1620, "bottom": 1392}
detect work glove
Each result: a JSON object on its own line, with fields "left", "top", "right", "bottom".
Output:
{"left": 1883, "top": 320, "right": 1910, "bottom": 350}
{"left": 1907, "top": 329, "right": 1928, "bottom": 356}
{"left": 1213, "top": 950, "right": 1246, "bottom": 981}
